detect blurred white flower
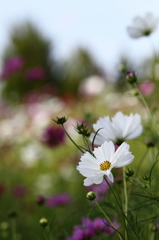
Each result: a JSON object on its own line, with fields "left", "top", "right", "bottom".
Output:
{"left": 20, "top": 142, "right": 44, "bottom": 167}
{"left": 127, "top": 12, "right": 159, "bottom": 39}
{"left": 90, "top": 112, "right": 143, "bottom": 145}
{"left": 79, "top": 75, "right": 105, "bottom": 97}
{"left": 77, "top": 141, "right": 134, "bottom": 186}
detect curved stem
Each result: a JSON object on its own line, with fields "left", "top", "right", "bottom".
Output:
{"left": 94, "top": 200, "right": 123, "bottom": 240}
{"left": 62, "top": 124, "right": 85, "bottom": 153}
{"left": 134, "top": 83, "right": 159, "bottom": 136}
{"left": 123, "top": 167, "right": 128, "bottom": 240}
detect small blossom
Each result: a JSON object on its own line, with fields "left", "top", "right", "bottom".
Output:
{"left": 127, "top": 12, "right": 159, "bottom": 39}
{"left": 139, "top": 81, "right": 155, "bottom": 96}
{"left": 25, "top": 67, "right": 46, "bottom": 81}
{"left": 90, "top": 112, "right": 143, "bottom": 146}
{"left": 67, "top": 217, "right": 119, "bottom": 240}
{"left": 12, "top": 185, "right": 26, "bottom": 198}
{"left": 0, "top": 56, "right": 24, "bottom": 79}
{"left": 77, "top": 141, "right": 134, "bottom": 186}
{"left": 41, "top": 126, "right": 65, "bottom": 147}
{"left": 45, "top": 193, "right": 71, "bottom": 207}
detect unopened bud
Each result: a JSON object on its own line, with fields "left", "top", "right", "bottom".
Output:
{"left": 53, "top": 116, "right": 67, "bottom": 125}
{"left": 131, "top": 89, "right": 139, "bottom": 96}
{"left": 126, "top": 71, "right": 137, "bottom": 84}
{"left": 7, "top": 210, "right": 17, "bottom": 219}
{"left": 39, "top": 218, "right": 48, "bottom": 228}
{"left": 86, "top": 191, "right": 96, "bottom": 201}
{"left": 125, "top": 168, "right": 134, "bottom": 177}
{"left": 145, "top": 140, "right": 155, "bottom": 148}
{"left": 142, "top": 175, "right": 149, "bottom": 181}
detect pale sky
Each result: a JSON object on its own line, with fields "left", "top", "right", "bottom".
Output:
{"left": 1, "top": 0, "right": 159, "bottom": 72}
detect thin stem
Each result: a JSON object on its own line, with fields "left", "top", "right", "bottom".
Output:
{"left": 123, "top": 167, "right": 128, "bottom": 240}
{"left": 62, "top": 124, "right": 85, "bottom": 153}
{"left": 134, "top": 83, "right": 159, "bottom": 136}
{"left": 105, "top": 178, "right": 129, "bottom": 238}
{"left": 10, "top": 218, "right": 17, "bottom": 240}
{"left": 134, "top": 149, "right": 148, "bottom": 178}
{"left": 44, "top": 228, "right": 50, "bottom": 240}
{"left": 94, "top": 200, "right": 123, "bottom": 240}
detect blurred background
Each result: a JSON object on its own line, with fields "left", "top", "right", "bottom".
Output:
{"left": 0, "top": 1, "right": 159, "bottom": 239}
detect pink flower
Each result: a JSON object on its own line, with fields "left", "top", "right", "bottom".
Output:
{"left": 25, "top": 67, "right": 46, "bottom": 81}
{"left": 12, "top": 185, "right": 26, "bottom": 198}
{"left": 45, "top": 193, "right": 71, "bottom": 207}
{"left": 41, "top": 126, "right": 65, "bottom": 148}
{"left": 0, "top": 56, "right": 24, "bottom": 79}
{"left": 139, "top": 81, "right": 155, "bottom": 96}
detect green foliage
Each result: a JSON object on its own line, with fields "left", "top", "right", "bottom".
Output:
{"left": 1, "top": 23, "right": 59, "bottom": 103}
{"left": 60, "top": 48, "right": 102, "bottom": 95}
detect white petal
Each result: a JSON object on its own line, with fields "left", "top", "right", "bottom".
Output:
{"left": 106, "top": 171, "right": 114, "bottom": 183}
{"left": 126, "top": 125, "right": 143, "bottom": 140}
{"left": 90, "top": 133, "right": 105, "bottom": 146}
{"left": 91, "top": 173, "right": 104, "bottom": 185}
{"left": 127, "top": 27, "right": 143, "bottom": 38}
{"left": 111, "top": 142, "right": 134, "bottom": 168}
{"left": 84, "top": 177, "right": 94, "bottom": 186}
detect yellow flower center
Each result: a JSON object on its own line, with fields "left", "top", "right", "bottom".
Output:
{"left": 100, "top": 161, "right": 111, "bottom": 171}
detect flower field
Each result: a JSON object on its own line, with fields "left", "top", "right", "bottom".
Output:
{"left": 0, "top": 11, "right": 159, "bottom": 240}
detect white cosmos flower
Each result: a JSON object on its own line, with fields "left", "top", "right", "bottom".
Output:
{"left": 90, "top": 112, "right": 143, "bottom": 146}
{"left": 127, "top": 12, "right": 159, "bottom": 39}
{"left": 77, "top": 141, "right": 134, "bottom": 186}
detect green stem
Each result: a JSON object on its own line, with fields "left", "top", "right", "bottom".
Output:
{"left": 123, "top": 167, "right": 128, "bottom": 240}
{"left": 10, "top": 218, "right": 17, "bottom": 240}
{"left": 44, "top": 227, "right": 51, "bottom": 240}
{"left": 94, "top": 200, "right": 123, "bottom": 240}
{"left": 134, "top": 83, "right": 159, "bottom": 136}
{"left": 134, "top": 149, "right": 148, "bottom": 178}
{"left": 62, "top": 124, "right": 85, "bottom": 153}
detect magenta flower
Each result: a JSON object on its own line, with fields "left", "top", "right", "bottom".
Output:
{"left": 139, "top": 81, "right": 155, "bottom": 96}
{"left": 0, "top": 56, "right": 24, "bottom": 79}
{"left": 45, "top": 193, "right": 71, "bottom": 207}
{"left": 67, "top": 217, "right": 119, "bottom": 240}
{"left": 25, "top": 67, "right": 46, "bottom": 81}
{"left": 12, "top": 185, "right": 26, "bottom": 198}
{"left": 0, "top": 183, "right": 6, "bottom": 196}
{"left": 41, "top": 126, "right": 65, "bottom": 147}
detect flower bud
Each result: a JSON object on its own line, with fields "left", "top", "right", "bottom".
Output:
{"left": 126, "top": 71, "right": 137, "bottom": 84}
{"left": 7, "top": 210, "right": 17, "bottom": 219}
{"left": 86, "top": 191, "right": 96, "bottom": 201}
{"left": 131, "top": 89, "right": 139, "bottom": 96}
{"left": 36, "top": 195, "right": 45, "bottom": 206}
{"left": 39, "top": 218, "right": 48, "bottom": 228}
{"left": 53, "top": 117, "right": 67, "bottom": 125}
{"left": 125, "top": 168, "right": 134, "bottom": 177}
{"left": 142, "top": 175, "right": 149, "bottom": 181}
{"left": 151, "top": 225, "right": 157, "bottom": 232}
{"left": 145, "top": 140, "right": 155, "bottom": 148}
{"left": 76, "top": 123, "right": 91, "bottom": 137}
